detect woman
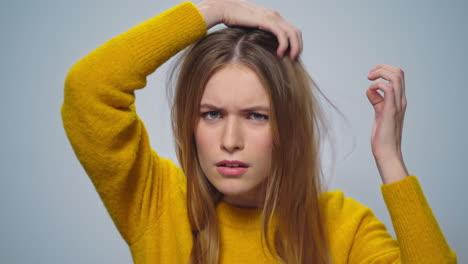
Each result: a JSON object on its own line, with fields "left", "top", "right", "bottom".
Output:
{"left": 61, "top": 0, "right": 457, "bottom": 263}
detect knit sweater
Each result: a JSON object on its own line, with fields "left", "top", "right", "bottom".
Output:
{"left": 61, "top": 2, "right": 457, "bottom": 263}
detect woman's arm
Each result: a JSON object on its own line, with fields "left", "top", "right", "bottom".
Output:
{"left": 61, "top": 2, "right": 207, "bottom": 245}
{"left": 350, "top": 65, "right": 457, "bottom": 262}
{"left": 61, "top": 0, "right": 302, "bottom": 246}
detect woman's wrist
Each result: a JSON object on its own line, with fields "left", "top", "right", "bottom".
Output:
{"left": 375, "top": 155, "right": 410, "bottom": 184}
{"left": 196, "top": 0, "right": 223, "bottom": 30}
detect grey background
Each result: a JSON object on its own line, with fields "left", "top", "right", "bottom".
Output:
{"left": 1, "top": 0, "right": 466, "bottom": 263}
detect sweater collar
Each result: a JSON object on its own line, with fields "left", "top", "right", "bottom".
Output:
{"left": 216, "top": 200, "right": 264, "bottom": 229}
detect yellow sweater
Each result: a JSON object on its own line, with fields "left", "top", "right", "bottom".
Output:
{"left": 61, "top": 2, "right": 457, "bottom": 263}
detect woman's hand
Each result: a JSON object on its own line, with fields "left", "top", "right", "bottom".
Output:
{"left": 366, "top": 64, "right": 410, "bottom": 184}
{"left": 196, "top": 0, "right": 302, "bottom": 59}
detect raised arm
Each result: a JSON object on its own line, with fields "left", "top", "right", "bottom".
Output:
{"left": 61, "top": 0, "right": 303, "bottom": 246}
{"left": 347, "top": 176, "right": 457, "bottom": 263}
{"left": 61, "top": 2, "right": 207, "bottom": 245}
{"left": 359, "top": 61, "right": 457, "bottom": 262}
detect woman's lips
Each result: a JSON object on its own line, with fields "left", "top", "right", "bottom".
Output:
{"left": 215, "top": 160, "right": 250, "bottom": 167}
{"left": 216, "top": 166, "right": 248, "bottom": 176}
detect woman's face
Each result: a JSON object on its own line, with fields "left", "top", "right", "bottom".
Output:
{"left": 195, "top": 64, "right": 273, "bottom": 208}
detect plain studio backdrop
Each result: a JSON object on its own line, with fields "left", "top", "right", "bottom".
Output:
{"left": 0, "top": 0, "right": 466, "bottom": 263}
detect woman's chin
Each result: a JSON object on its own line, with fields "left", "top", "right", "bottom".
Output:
{"left": 218, "top": 186, "right": 251, "bottom": 197}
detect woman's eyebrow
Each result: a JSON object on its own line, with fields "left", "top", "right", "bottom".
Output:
{"left": 200, "top": 103, "right": 270, "bottom": 112}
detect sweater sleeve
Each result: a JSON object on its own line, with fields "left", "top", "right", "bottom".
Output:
{"left": 60, "top": 2, "right": 207, "bottom": 245}
{"left": 348, "top": 175, "right": 457, "bottom": 263}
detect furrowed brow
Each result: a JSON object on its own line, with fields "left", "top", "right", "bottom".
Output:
{"left": 200, "top": 103, "right": 221, "bottom": 110}
{"left": 200, "top": 103, "right": 269, "bottom": 112}
{"left": 240, "top": 106, "right": 270, "bottom": 113}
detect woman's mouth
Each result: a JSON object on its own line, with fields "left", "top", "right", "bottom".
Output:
{"left": 215, "top": 160, "right": 249, "bottom": 176}
{"left": 216, "top": 166, "right": 248, "bottom": 176}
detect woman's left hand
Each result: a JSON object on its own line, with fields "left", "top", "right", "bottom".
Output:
{"left": 366, "top": 64, "right": 410, "bottom": 184}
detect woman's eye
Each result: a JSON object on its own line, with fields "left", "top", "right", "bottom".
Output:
{"left": 203, "top": 111, "right": 220, "bottom": 120}
{"left": 201, "top": 111, "right": 267, "bottom": 121}
{"left": 250, "top": 113, "right": 268, "bottom": 121}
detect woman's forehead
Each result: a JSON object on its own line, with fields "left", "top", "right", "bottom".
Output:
{"left": 201, "top": 64, "right": 270, "bottom": 110}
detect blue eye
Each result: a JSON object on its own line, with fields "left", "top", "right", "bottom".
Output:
{"left": 201, "top": 111, "right": 268, "bottom": 121}
{"left": 202, "top": 111, "right": 220, "bottom": 120}
{"left": 250, "top": 113, "right": 268, "bottom": 121}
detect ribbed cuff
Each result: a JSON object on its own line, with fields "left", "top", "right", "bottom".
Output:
{"left": 381, "top": 175, "right": 422, "bottom": 203}
{"left": 380, "top": 175, "right": 431, "bottom": 231}
{"left": 381, "top": 175, "right": 452, "bottom": 261}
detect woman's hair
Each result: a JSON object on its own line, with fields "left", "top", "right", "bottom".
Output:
{"left": 167, "top": 26, "right": 342, "bottom": 264}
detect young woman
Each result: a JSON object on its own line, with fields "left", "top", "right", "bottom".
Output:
{"left": 61, "top": 0, "right": 457, "bottom": 263}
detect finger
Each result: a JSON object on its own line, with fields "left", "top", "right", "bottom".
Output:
{"left": 257, "top": 7, "right": 301, "bottom": 59}
{"left": 297, "top": 30, "right": 303, "bottom": 58}
{"left": 260, "top": 9, "right": 289, "bottom": 57}
{"left": 299, "top": 30, "right": 303, "bottom": 56}
{"left": 370, "top": 63, "right": 401, "bottom": 75}
{"left": 284, "top": 25, "right": 299, "bottom": 59}
{"left": 261, "top": 21, "right": 288, "bottom": 57}
{"left": 293, "top": 28, "right": 303, "bottom": 59}
{"left": 273, "top": 28, "right": 289, "bottom": 57}
{"left": 369, "top": 64, "right": 407, "bottom": 112}
{"left": 370, "top": 64, "right": 406, "bottom": 151}
{"left": 367, "top": 80, "right": 397, "bottom": 116}
{"left": 281, "top": 22, "right": 302, "bottom": 59}
{"left": 368, "top": 68, "right": 402, "bottom": 111}
{"left": 398, "top": 68, "right": 406, "bottom": 111}
{"left": 375, "top": 64, "right": 405, "bottom": 92}
{"left": 366, "top": 86, "right": 384, "bottom": 108}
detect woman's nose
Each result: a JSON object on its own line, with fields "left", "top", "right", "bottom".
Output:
{"left": 221, "top": 117, "right": 244, "bottom": 153}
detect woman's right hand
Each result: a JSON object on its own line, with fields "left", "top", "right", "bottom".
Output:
{"left": 196, "top": 0, "right": 302, "bottom": 59}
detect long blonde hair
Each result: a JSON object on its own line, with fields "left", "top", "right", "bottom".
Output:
{"left": 168, "top": 26, "right": 341, "bottom": 264}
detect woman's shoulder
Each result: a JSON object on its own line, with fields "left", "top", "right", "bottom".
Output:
{"left": 318, "top": 190, "right": 377, "bottom": 228}
{"left": 317, "top": 189, "right": 393, "bottom": 256}
{"left": 319, "top": 190, "right": 366, "bottom": 209}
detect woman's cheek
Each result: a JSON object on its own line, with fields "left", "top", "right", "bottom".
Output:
{"left": 195, "top": 125, "right": 217, "bottom": 154}
{"left": 251, "top": 129, "right": 273, "bottom": 159}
